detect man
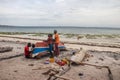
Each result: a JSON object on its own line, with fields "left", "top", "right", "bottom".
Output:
{"left": 54, "top": 30, "right": 60, "bottom": 56}
{"left": 24, "top": 43, "right": 32, "bottom": 58}
{"left": 47, "top": 34, "right": 54, "bottom": 57}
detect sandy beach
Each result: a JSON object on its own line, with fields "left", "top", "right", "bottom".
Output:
{"left": 0, "top": 33, "right": 120, "bottom": 80}
{"left": 0, "top": 0, "right": 120, "bottom": 79}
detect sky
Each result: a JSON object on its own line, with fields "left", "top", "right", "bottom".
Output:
{"left": 0, "top": 0, "right": 120, "bottom": 27}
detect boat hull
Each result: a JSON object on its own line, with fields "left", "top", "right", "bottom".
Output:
{"left": 32, "top": 41, "right": 66, "bottom": 57}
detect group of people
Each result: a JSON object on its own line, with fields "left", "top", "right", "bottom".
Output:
{"left": 24, "top": 43, "right": 35, "bottom": 58}
{"left": 24, "top": 30, "right": 60, "bottom": 58}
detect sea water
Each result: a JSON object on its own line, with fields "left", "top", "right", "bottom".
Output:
{"left": 0, "top": 26, "right": 120, "bottom": 34}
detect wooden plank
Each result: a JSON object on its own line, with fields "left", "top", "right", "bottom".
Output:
{"left": 0, "top": 47, "right": 13, "bottom": 53}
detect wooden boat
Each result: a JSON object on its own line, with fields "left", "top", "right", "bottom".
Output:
{"left": 32, "top": 41, "right": 66, "bottom": 57}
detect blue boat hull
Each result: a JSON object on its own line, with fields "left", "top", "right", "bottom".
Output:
{"left": 33, "top": 46, "right": 65, "bottom": 54}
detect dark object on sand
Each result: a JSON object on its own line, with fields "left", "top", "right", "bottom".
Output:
{"left": 0, "top": 46, "right": 13, "bottom": 53}
{"left": 99, "top": 58, "right": 104, "bottom": 61}
{"left": 28, "top": 64, "right": 34, "bottom": 66}
{"left": 42, "top": 67, "right": 70, "bottom": 80}
{"left": 79, "top": 73, "right": 84, "bottom": 76}
{"left": 14, "top": 70, "right": 18, "bottom": 72}
{"left": 0, "top": 54, "right": 23, "bottom": 61}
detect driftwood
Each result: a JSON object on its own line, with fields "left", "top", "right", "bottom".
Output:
{"left": 32, "top": 67, "right": 50, "bottom": 70}
{"left": 53, "top": 75, "right": 70, "bottom": 80}
{"left": 0, "top": 54, "right": 23, "bottom": 61}
{"left": 52, "top": 65, "right": 71, "bottom": 80}
{"left": 59, "top": 66, "right": 71, "bottom": 76}
{"left": 42, "top": 69, "right": 59, "bottom": 80}
{"left": 42, "top": 64, "right": 71, "bottom": 80}
{"left": 44, "top": 72, "right": 70, "bottom": 80}
{"left": 0, "top": 46, "right": 13, "bottom": 53}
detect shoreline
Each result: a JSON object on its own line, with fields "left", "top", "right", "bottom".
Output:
{"left": 0, "top": 32, "right": 120, "bottom": 40}
{"left": 0, "top": 33, "right": 120, "bottom": 53}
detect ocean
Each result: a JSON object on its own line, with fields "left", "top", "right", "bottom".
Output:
{"left": 0, "top": 26, "right": 120, "bottom": 34}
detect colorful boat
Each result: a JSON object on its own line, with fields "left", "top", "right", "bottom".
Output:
{"left": 32, "top": 41, "right": 66, "bottom": 57}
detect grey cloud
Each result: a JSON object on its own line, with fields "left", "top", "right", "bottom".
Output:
{"left": 0, "top": 0, "right": 120, "bottom": 27}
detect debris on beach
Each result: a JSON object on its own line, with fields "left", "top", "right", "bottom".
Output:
{"left": 70, "top": 48, "right": 86, "bottom": 64}
{"left": 33, "top": 48, "right": 113, "bottom": 80}
{"left": 28, "top": 64, "right": 34, "bottom": 66}
{"left": 0, "top": 40, "right": 120, "bottom": 80}
{"left": 0, "top": 42, "right": 24, "bottom": 61}
{"left": 0, "top": 46, "right": 13, "bottom": 53}
{"left": 41, "top": 60, "right": 71, "bottom": 80}
{"left": 32, "top": 48, "right": 87, "bottom": 80}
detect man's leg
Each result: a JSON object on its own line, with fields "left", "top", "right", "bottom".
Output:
{"left": 49, "top": 44, "right": 53, "bottom": 57}
{"left": 55, "top": 43, "right": 59, "bottom": 56}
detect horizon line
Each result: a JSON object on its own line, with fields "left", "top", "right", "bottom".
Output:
{"left": 0, "top": 24, "right": 120, "bottom": 29}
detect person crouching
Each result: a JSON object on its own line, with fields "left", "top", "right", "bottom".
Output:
{"left": 24, "top": 43, "right": 32, "bottom": 58}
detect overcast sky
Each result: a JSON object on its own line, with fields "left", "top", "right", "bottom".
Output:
{"left": 0, "top": 0, "right": 120, "bottom": 27}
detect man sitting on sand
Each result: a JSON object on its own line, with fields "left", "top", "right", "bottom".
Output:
{"left": 24, "top": 43, "right": 32, "bottom": 58}
{"left": 54, "top": 30, "right": 60, "bottom": 56}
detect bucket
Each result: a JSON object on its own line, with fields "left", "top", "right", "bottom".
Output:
{"left": 49, "top": 57, "right": 55, "bottom": 63}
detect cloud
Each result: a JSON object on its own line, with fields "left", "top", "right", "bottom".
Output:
{"left": 0, "top": 0, "right": 120, "bottom": 27}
